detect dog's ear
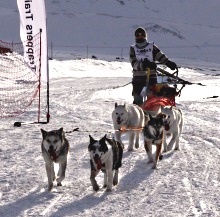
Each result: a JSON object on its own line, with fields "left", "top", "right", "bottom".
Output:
{"left": 156, "top": 113, "right": 167, "bottom": 119}
{"left": 58, "top": 127, "right": 64, "bottom": 136}
{"left": 156, "top": 113, "right": 162, "bottom": 118}
{"left": 115, "top": 102, "right": 118, "bottom": 108}
{"left": 58, "top": 128, "right": 65, "bottom": 143}
{"left": 41, "top": 129, "right": 47, "bottom": 139}
{"left": 149, "top": 113, "right": 153, "bottom": 119}
{"left": 58, "top": 127, "right": 63, "bottom": 132}
{"left": 124, "top": 103, "right": 128, "bottom": 110}
{"left": 100, "top": 135, "right": 108, "bottom": 152}
{"left": 89, "top": 135, "right": 96, "bottom": 144}
{"left": 100, "top": 134, "right": 107, "bottom": 143}
{"left": 88, "top": 135, "right": 96, "bottom": 150}
{"left": 162, "top": 113, "right": 167, "bottom": 119}
{"left": 144, "top": 114, "right": 150, "bottom": 124}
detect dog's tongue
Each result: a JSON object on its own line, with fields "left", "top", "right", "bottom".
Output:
{"left": 48, "top": 149, "right": 57, "bottom": 160}
{"left": 94, "top": 157, "right": 102, "bottom": 170}
{"left": 164, "top": 124, "right": 170, "bottom": 131}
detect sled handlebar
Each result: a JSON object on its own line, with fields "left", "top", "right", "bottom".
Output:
{"left": 157, "top": 67, "right": 205, "bottom": 86}
{"left": 172, "top": 67, "right": 179, "bottom": 77}
{"left": 156, "top": 63, "right": 179, "bottom": 75}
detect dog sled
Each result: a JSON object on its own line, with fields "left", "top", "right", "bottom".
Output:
{"left": 142, "top": 67, "right": 185, "bottom": 115}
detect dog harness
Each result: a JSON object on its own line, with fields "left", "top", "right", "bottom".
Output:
{"left": 144, "top": 126, "right": 163, "bottom": 145}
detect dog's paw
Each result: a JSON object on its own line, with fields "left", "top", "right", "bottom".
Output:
{"left": 93, "top": 184, "right": 99, "bottom": 192}
{"left": 167, "top": 145, "right": 174, "bottom": 151}
{"left": 159, "top": 155, "right": 163, "bottom": 160}
{"left": 106, "top": 188, "right": 112, "bottom": 192}
{"left": 127, "top": 147, "right": 134, "bottom": 152}
{"left": 174, "top": 147, "right": 180, "bottom": 151}
{"left": 162, "top": 149, "right": 167, "bottom": 153}
{"left": 48, "top": 184, "right": 53, "bottom": 191}
{"left": 152, "top": 165, "right": 158, "bottom": 170}
{"left": 135, "top": 143, "right": 139, "bottom": 149}
{"left": 147, "top": 159, "right": 153, "bottom": 164}
{"left": 57, "top": 182, "right": 62, "bottom": 187}
{"left": 113, "top": 180, "right": 118, "bottom": 186}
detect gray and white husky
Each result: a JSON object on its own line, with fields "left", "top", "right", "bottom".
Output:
{"left": 88, "top": 134, "right": 123, "bottom": 192}
{"left": 112, "top": 103, "right": 145, "bottom": 151}
{"left": 161, "top": 106, "right": 183, "bottom": 152}
{"left": 41, "top": 128, "right": 70, "bottom": 191}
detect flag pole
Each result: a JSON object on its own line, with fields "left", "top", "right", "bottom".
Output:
{"left": 38, "top": 29, "right": 42, "bottom": 123}
{"left": 46, "top": 18, "right": 50, "bottom": 123}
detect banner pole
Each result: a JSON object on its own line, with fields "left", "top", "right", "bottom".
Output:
{"left": 46, "top": 18, "right": 50, "bottom": 123}
{"left": 38, "top": 29, "right": 42, "bottom": 123}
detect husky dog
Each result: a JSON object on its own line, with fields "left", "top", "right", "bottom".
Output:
{"left": 112, "top": 103, "right": 145, "bottom": 151}
{"left": 143, "top": 113, "right": 165, "bottom": 169}
{"left": 88, "top": 135, "right": 123, "bottom": 192}
{"left": 41, "top": 128, "right": 69, "bottom": 191}
{"left": 161, "top": 106, "right": 183, "bottom": 152}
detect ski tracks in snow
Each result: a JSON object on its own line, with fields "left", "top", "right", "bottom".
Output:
{"left": 179, "top": 100, "right": 220, "bottom": 216}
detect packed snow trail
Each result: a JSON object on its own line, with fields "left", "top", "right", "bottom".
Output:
{"left": 0, "top": 66, "right": 219, "bottom": 217}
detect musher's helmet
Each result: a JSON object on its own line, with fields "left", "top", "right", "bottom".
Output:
{"left": 135, "top": 27, "right": 147, "bottom": 38}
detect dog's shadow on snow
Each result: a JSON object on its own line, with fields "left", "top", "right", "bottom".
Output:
{"left": 0, "top": 189, "right": 56, "bottom": 217}
{"left": 162, "top": 150, "right": 175, "bottom": 159}
{"left": 52, "top": 191, "right": 110, "bottom": 216}
{"left": 117, "top": 150, "right": 155, "bottom": 192}
{"left": 51, "top": 152, "right": 160, "bottom": 216}
{"left": 117, "top": 148, "right": 176, "bottom": 192}
{"left": 0, "top": 185, "right": 109, "bottom": 217}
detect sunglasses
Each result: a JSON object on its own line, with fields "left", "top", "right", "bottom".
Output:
{"left": 135, "top": 33, "right": 145, "bottom": 37}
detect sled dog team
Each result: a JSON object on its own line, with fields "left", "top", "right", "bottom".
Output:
{"left": 41, "top": 103, "right": 183, "bottom": 192}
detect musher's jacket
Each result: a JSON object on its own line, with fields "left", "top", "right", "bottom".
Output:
{"left": 129, "top": 42, "right": 169, "bottom": 78}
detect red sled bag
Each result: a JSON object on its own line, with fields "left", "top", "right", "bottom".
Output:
{"left": 143, "top": 95, "right": 176, "bottom": 112}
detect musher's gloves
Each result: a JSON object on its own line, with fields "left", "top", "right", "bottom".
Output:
{"left": 165, "top": 60, "right": 177, "bottom": 70}
{"left": 143, "top": 58, "right": 157, "bottom": 70}
{"left": 141, "top": 86, "right": 147, "bottom": 97}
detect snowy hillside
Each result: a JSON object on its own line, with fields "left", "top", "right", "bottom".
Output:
{"left": 1, "top": 0, "right": 220, "bottom": 62}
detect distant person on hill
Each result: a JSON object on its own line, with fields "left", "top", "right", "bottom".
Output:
{"left": 129, "top": 27, "right": 178, "bottom": 106}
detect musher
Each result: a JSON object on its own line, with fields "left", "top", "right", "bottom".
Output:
{"left": 129, "top": 27, "right": 178, "bottom": 106}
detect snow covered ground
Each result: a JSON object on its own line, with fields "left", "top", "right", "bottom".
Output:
{"left": 0, "top": 58, "right": 220, "bottom": 217}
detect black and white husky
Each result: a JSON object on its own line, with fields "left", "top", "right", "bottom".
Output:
{"left": 41, "top": 128, "right": 70, "bottom": 191}
{"left": 88, "top": 135, "right": 123, "bottom": 192}
{"left": 143, "top": 113, "right": 165, "bottom": 169}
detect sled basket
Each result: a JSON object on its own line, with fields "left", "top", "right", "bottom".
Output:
{"left": 142, "top": 77, "right": 178, "bottom": 114}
